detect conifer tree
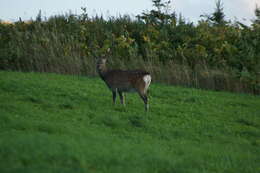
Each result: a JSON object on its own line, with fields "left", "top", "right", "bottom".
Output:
{"left": 253, "top": 5, "right": 260, "bottom": 25}
{"left": 201, "top": 0, "right": 226, "bottom": 26}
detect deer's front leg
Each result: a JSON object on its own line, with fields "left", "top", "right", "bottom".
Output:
{"left": 112, "top": 91, "right": 117, "bottom": 105}
{"left": 118, "top": 91, "right": 125, "bottom": 106}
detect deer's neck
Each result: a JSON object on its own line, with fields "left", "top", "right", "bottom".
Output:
{"left": 97, "top": 63, "right": 108, "bottom": 78}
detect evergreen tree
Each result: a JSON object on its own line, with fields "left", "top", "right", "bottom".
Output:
{"left": 201, "top": 0, "right": 226, "bottom": 26}
{"left": 212, "top": 0, "right": 226, "bottom": 25}
{"left": 137, "top": 0, "right": 176, "bottom": 26}
{"left": 253, "top": 5, "right": 260, "bottom": 25}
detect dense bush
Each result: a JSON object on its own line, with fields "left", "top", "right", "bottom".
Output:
{"left": 0, "top": 0, "right": 259, "bottom": 94}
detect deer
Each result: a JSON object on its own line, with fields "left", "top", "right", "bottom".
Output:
{"left": 96, "top": 50, "right": 151, "bottom": 111}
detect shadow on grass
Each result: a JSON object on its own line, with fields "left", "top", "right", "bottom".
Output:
{"left": 128, "top": 115, "right": 147, "bottom": 128}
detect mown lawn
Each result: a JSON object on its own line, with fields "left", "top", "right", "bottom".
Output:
{"left": 0, "top": 71, "right": 259, "bottom": 173}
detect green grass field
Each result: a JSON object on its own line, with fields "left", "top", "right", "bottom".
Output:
{"left": 0, "top": 71, "right": 259, "bottom": 173}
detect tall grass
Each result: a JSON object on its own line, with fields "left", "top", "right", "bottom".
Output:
{"left": 0, "top": 11, "right": 259, "bottom": 94}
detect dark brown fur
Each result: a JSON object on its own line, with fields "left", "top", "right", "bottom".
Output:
{"left": 97, "top": 58, "right": 151, "bottom": 111}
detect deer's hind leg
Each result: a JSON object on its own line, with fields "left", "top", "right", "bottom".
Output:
{"left": 138, "top": 92, "right": 149, "bottom": 111}
{"left": 136, "top": 79, "right": 150, "bottom": 111}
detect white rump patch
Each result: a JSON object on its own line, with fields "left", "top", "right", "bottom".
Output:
{"left": 143, "top": 75, "right": 151, "bottom": 92}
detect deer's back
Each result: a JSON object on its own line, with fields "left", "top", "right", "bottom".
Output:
{"left": 102, "top": 69, "right": 151, "bottom": 92}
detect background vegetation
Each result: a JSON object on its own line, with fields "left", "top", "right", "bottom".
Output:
{"left": 1, "top": 71, "right": 259, "bottom": 173}
{"left": 0, "top": 0, "right": 260, "bottom": 94}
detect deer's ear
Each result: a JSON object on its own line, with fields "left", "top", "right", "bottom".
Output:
{"left": 106, "top": 48, "right": 110, "bottom": 53}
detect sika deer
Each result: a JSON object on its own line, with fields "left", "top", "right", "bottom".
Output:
{"left": 96, "top": 55, "right": 151, "bottom": 111}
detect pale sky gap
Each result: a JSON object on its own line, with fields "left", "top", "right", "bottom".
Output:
{"left": 0, "top": 0, "right": 259, "bottom": 25}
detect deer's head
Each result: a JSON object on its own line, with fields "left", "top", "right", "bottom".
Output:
{"left": 96, "top": 48, "right": 110, "bottom": 65}
{"left": 96, "top": 48, "right": 111, "bottom": 75}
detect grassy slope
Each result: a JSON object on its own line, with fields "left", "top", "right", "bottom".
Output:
{"left": 0, "top": 71, "right": 259, "bottom": 173}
